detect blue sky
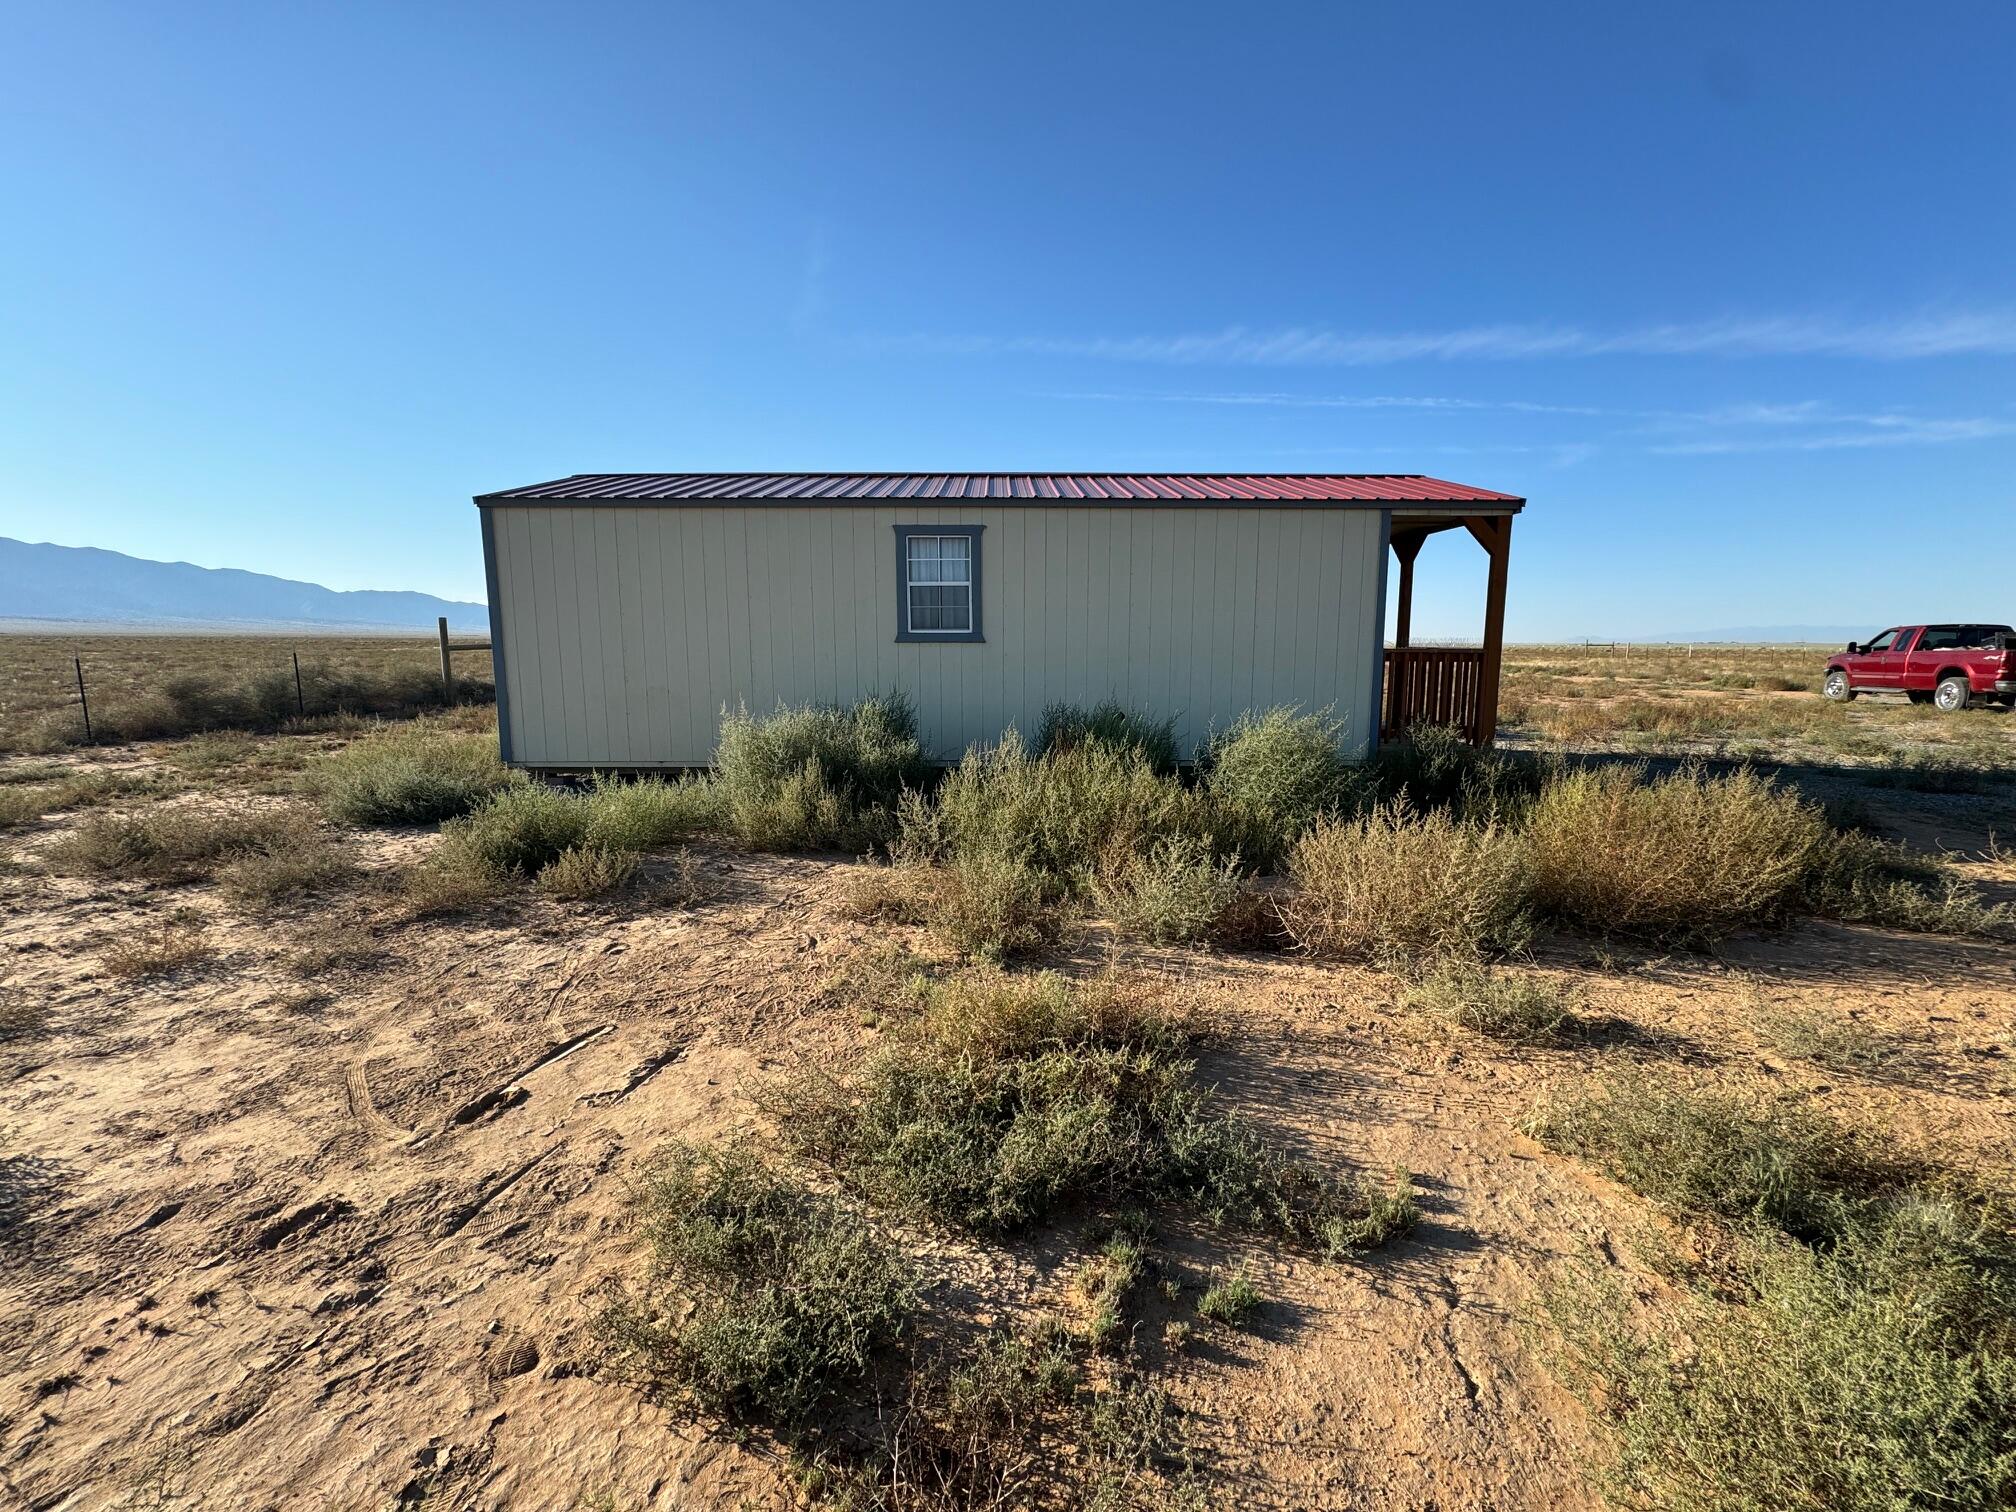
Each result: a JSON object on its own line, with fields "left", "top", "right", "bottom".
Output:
{"left": 3, "top": 1, "right": 2012, "bottom": 639}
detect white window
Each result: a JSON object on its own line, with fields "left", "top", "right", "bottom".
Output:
{"left": 905, "top": 533, "right": 973, "bottom": 634}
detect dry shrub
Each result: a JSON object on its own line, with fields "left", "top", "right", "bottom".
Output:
{"left": 1534, "top": 1068, "right": 2016, "bottom": 1512}
{"left": 103, "top": 910, "right": 212, "bottom": 979}
{"left": 716, "top": 696, "right": 926, "bottom": 851}
{"left": 0, "top": 788, "right": 43, "bottom": 829}
{"left": 29, "top": 665, "right": 491, "bottom": 753}
{"left": 1035, "top": 700, "right": 1180, "bottom": 775}
{"left": 1804, "top": 829, "right": 2015, "bottom": 939}
{"left": 581, "top": 773, "right": 726, "bottom": 849}
{"left": 1201, "top": 706, "right": 1353, "bottom": 868}
{"left": 48, "top": 805, "right": 326, "bottom": 883}
{"left": 843, "top": 854, "right": 1063, "bottom": 962}
{"left": 216, "top": 838, "right": 356, "bottom": 904}
{"left": 773, "top": 969, "right": 1415, "bottom": 1251}
{"left": 914, "top": 734, "right": 1225, "bottom": 892}
{"left": 600, "top": 1138, "right": 915, "bottom": 1424}
{"left": 840, "top": 863, "right": 931, "bottom": 924}
{"left": 921, "top": 852, "right": 1064, "bottom": 961}
{"left": 439, "top": 783, "right": 588, "bottom": 874}
{"left": 1365, "top": 722, "right": 1543, "bottom": 819}
{"left": 279, "top": 916, "right": 384, "bottom": 977}
{"left": 401, "top": 845, "right": 513, "bottom": 915}
{"left": 0, "top": 761, "right": 153, "bottom": 828}
{"left": 312, "top": 723, "right": 517, "bottom": 826}
{"left": 1752, "top": 999, "right": 1899, "bottom": 1073}
{"left": 1545, "top": 1199, "right": 2016, "bottom": 1512}
{"left": 535, "top": 843, "right": 640, "bottom": 900}
{"left": 1092, "top": 835, "right": 1252, "bottom": 945}
{"left": 1405, "top": 957, "right": 1581, "bottom": 1043}
{"left": 1524, "top": 764, "right": 1824, "bottom": 943}
{"left": 1522, "top": 1073, "right": 1914, "bottom": 1242}
{"left": 1280, "top": 802, "right": 1532, "bottom": 965}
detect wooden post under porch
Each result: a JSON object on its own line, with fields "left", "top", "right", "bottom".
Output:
{"left": 1381, "top": 508, "right": 1516, "bottom": 746}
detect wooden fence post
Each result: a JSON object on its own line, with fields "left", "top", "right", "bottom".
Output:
{"left": 74, "top": 657, "right": 92, "bottom": 743}
{"left": 292, "top": 651, "right": 306, "bottom": 716}
{"left": 437, "top": 617, "right": 454, "bottom": 703}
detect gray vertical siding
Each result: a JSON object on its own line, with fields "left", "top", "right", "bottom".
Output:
{"left": 484, "top": 503, "right": 1387, "bottom": 767}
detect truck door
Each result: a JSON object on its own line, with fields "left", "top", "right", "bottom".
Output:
{"left": 1885, "top": 627, "right": 1924, "bottom": 688}
{"left": 1905, "top": 626, "right": 1956, "bottom": 690}
{"left": 1854, "top": 628, "right": 1909, "bottom": 688}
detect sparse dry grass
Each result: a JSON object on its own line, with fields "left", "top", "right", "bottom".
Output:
{"left": 48, "top": 805, "right": 330, "bottom": 885}
{"left": 1, "top": 634, "right": 494, "bottom": 754}
{"left": 102, "top": 910, "right": 213, "bottom": 978}
{"left": 1501, "top": 643, "right": 2016, "bottom": 777}
{"left": 1522, "top": 1073, "right": 1917, "bottom": 1241}
{"left": 1405, "top": 958, "right": 1582, "bottom": 1044}
{"left": 535, "top": 843, "right": 641, "bottom": 900}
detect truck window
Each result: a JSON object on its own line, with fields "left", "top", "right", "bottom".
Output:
{"left": 1919, "top": 627, "right": 1961, "bottom": 651}
{"left": 1863, "top": 629, "right": 1899, "bottom": 652}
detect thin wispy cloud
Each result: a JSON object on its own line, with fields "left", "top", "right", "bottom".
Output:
{"left": 885, "top": 310, "right": 2016, "bottom": 365}
{"left": 1037, "top": 390, "right": 1610, "bottom": 417}
{"left": 1649, "top": 416, "right": 2016, "bottom": 454}
{"left": 1042, "top": 388, "right": 2016, "bottom": 457}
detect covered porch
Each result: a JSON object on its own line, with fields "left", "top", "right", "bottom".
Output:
{"left": 1382, "top": 504, "right": 1520, "bottom": 745}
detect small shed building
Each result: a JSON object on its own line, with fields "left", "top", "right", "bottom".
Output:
{"left": 475, "top": 473, "right": 1522, "bottom": 769}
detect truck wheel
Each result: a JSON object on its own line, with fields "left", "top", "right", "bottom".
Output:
{"left": 1934, "top": 675, "right": 1971, "bottom": 712}
{"left": 1822, "top": 670, "right": 1855, "bottom": 702}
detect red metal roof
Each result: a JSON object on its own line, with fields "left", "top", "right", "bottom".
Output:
{"left": 476, "top": 473, "right": 1524, "bottom": 506}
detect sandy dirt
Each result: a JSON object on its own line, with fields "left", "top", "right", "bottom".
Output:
{"left": 2, "top": 769, "right": 2012, "bottom": 1511}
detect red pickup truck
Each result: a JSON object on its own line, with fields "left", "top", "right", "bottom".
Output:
{"left": 1823, "top": 624, "right": 2016, "bottom": 711}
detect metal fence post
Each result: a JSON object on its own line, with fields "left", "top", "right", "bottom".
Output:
{"left": 292, "top": 651, "right": 306, "bottom": 716}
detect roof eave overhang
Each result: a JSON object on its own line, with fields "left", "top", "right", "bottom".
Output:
{"left": 475, "top": 493, "right": 1525, "bottom": 511}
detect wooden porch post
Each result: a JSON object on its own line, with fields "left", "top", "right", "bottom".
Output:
{"left": 1463, "top": 516, "right": 1512, "bottom": 744}
{"left": 1390, "top": 528, "right": 1428, "bottom": 648}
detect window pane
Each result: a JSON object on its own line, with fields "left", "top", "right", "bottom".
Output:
{"left": 909, "top": 583, "right": 972, "bottom": 632}
{"left": 908, "top": 536, "right": 941, "bottom": 572}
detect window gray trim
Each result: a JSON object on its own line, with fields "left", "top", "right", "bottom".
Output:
{"left": 480, "top": 508, "right": 515, "bottom": 764}
{"left": 893, "top": 524, "right": 985, "bottom": 643}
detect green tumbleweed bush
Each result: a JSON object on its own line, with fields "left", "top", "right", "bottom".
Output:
{"left": 313, "top": 723, "right": 518, "bottom": 826}
{"left": 773, "top": 969, "right": 1415, "bottom": 1252}
{"left": 715, "top": 695, "right": 927, "bottom": 851}
{"left": 601, "top": 1139, "right": 915, "bottom": 1424}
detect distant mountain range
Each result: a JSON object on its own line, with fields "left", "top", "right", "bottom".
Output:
{"left": 1631, "top": 625, "right": 1872, "bottom": 645}
{"left": 0, "top": 538, "right": 488, "bottom": 632}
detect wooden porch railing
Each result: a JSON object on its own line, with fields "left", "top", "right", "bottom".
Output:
{"left": 1382, "top": 646, "right": 1488, "bottom": 743}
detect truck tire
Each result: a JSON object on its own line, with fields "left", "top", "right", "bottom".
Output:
{"left": 1934, "top": 675, "right": 1971, "bottom": 712}
{"left": 1822, "top": 670, "right": 1855, "bottom": 702}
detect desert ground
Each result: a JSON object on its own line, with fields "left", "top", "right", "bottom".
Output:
{"left": 2, "top": 636, "right": 2012, "bottom": 1511}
